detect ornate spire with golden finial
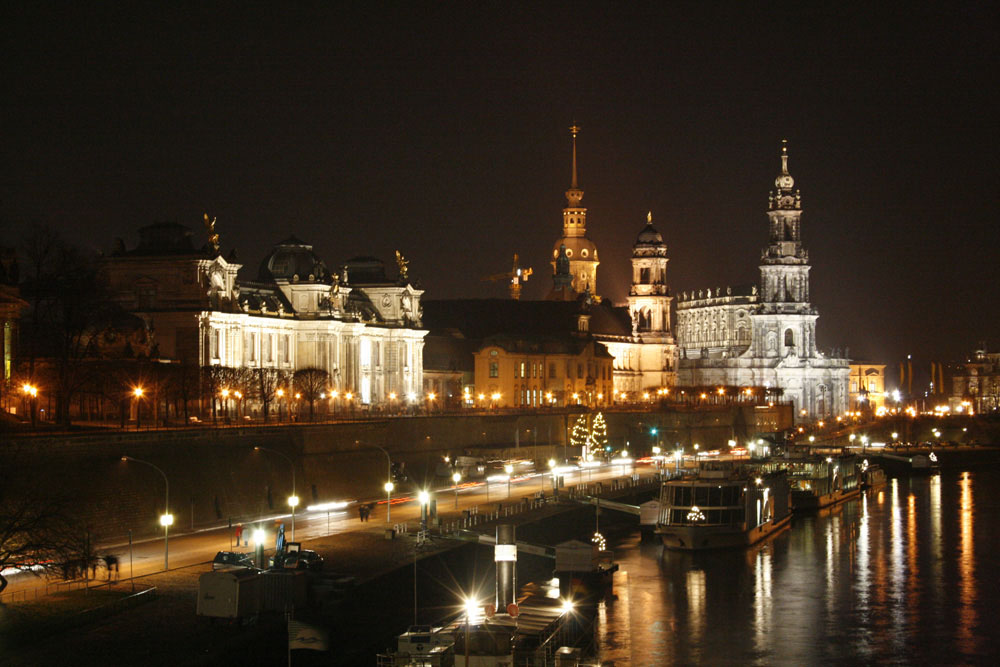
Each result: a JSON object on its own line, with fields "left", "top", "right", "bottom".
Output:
{"left": 565, "top": 124, "right": 584, "bottom": 208}
{"left": 780, "top": 138, "right": 789, "bottom": 175}
{"left": 570, "top": 123, "right": 580, "bottom": 189}
{"left": 647, "top": 211, "right": 652, "bottom": 224}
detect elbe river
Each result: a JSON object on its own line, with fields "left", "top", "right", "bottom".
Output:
{"left": 594, "top": 467, "right": 999, "bottom": 665}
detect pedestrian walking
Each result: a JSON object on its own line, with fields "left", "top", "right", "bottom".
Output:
{"left": 235, "top": 523, "right": 244, "bottom": 547}
{"left": 358, "top": 505, "right": 367, "bottom": 522}
{"left": 367, "top": 502, "right": 376, "bottom": 520}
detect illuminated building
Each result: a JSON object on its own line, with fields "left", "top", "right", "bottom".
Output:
{"left": 951, "top": 345, "right": 1000, "bottom": 413}
{"left": 101, "top": 223, "right": 425, "bottom": 407}
{"left": 473, "top": 334, "right": 614, "bottom": 408}
{"left": 0, "top": 246, "right": 27, "bottom": 398}
{"left": 849, "top": 363, "right": 887, "bottom": 411}
{"left": 676, "top": 142, "right": 850, "bottom": 421}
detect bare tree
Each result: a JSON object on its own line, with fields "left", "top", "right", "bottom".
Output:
{"left": 252, "top": 367, "right": 288, "bottom": 423}
{"left": 0, "top": 451, "right": 72, "bottom": 596}
{"left": 293, "top": 367, "right": 329, "bottom": 421}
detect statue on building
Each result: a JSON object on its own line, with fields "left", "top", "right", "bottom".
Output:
{"left": 203, "top": 213, "right": 220, "bottom": 253}
{"left": 395, "top": 250, "right": 409, "bottom": 281}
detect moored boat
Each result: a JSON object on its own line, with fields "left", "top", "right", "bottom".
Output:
{"left": 771, "top": 453, "right": 861, "bottom": 511}
{"left": 655, "top": 461, "right": 792, "bottom": 551}
{"left": 859, "top": 460, "right": 887, "bottom": 490}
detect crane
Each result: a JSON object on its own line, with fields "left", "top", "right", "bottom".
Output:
{"left": 482, "top": 253, "right": 533, "bottom": 300}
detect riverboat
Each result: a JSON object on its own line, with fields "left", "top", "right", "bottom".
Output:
{"left": 859, "top": 460, "right": 887, "bottom": 490}
{"left": 377, "top": 579, "right": 588, "bottom": 666}
{"left": 767, "top": 453, "right": 860, "bottom": 511}
{"left": 655, "top": 461, "right": 792, "bottom": 551}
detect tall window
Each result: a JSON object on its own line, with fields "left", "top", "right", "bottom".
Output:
{"left": 549, "top": 363, "right": 556, "bottom": 379}
{"left": 490, "top": 362, "right": 499, "bottom": 378}
{"left": 784, "top": 329, "right": 794, "bottom": 347}
{"left": 249, "top": 332, "right": 256, "bottom": 362}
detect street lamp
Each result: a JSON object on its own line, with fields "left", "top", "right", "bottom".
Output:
{"left": 504, "top": 464, "right": 513, "bottom": 498}
{"left": 121, "top": 455, "right": 170, "bottom": 570}
{"left": 369, "top": 444, "right": 393, "bottom": 521}
{"left": 418, "top": 490, "right": 430, "bottom": 529}
{"left": 452, "top": 471, "right": 462, "bottom": 509}
{"left": 132, "top": 387, "right": 144, "bottom": 430}
{"left": 22, "top": 383, "right": 38, "bottom": 428}
{"left": 253, "top": 446, "right": 297, "bottom": 540}
{"left": 384, "top": 481, "right": 395, "bottom": 521}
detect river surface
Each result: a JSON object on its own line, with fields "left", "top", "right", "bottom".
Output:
{"left": 594, "top": 467, "right": 1000, "bottom": 665}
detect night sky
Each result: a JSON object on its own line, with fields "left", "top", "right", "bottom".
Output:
{"left": 4, "top": 3, "right": 997, "bottom": 366}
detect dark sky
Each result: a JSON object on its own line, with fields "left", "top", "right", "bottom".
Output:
{"left": 4, "top": 3, "right": 998, "bottom": 365}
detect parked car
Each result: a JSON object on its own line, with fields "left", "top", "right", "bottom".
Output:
{"left": 280, "top": 550, "right": 324, "bottom": 571}
{"left": 212, "top": 551, "right": 257, "bottom": 571}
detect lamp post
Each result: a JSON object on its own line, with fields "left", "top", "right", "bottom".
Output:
{"left": 22, "top": 383, "right": 38, "bottom": 428}
{"left": 452, "top": 472, "right": 462, "bottom": 509}
{"left": 121, "top": 455, "right": 170, "bottom": 570}
{"left": 384, "top": 481, "right": 395, "bottom": 522}
{"left": 418, "top": 490, "right": 430, "bottom": 530}
{"left": 548, "top": 458, "right": 556, "bottom": 495}
{"left": 253, "top": 446, "right": 297, "bottom": 540}
{"left": 368, "top": 444, "right": 393, "bottom": 521}
{"left": 132, "top": 387, "right": 144, "bottom": 431}
{"left": 504, "top": 464, "right": 513, "bottom": 499}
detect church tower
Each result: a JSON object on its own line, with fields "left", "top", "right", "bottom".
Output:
{"left": 627, "top": 211, "right": 677, "bottom": 387}
{"left": 755, "top": 140, "right": 819, "bottom": 359}
{"left": 550, "top": 125, "right": 599, "bottom": 293}
{"left": 628, "top": 212, "right": 673, "bottom": 336}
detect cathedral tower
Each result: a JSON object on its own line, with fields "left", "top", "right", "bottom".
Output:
{"left": 628, "top": 212, "right": 672, "bottom": 336}
{"left": 551, "top": 125, "right": 599, "bottom": 293}
{"left": 756, "top": 140, "right": 819, "bottom": 358}
{"left": 627, "top": 211, "right": 677, "bottom": 388}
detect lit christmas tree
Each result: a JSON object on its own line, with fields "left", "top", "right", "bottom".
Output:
{"left": 570, "top": 415, "right": 591, "bottom": 460}
{"left": 591, "top": 412, "right": 608, "bottom": 454}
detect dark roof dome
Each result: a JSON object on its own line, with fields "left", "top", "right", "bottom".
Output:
{"left": 635, "top": 223, "right": 663, "bottom": 245}
{"left": 258, "top": 236, "right": 329, "bottom": 282}
{"left": 635, "top": 212, "right": 665, "bottom": 245}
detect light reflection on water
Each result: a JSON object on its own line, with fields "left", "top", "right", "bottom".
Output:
{"left": 594, "top": 468, "right": 999, "bottom": 664}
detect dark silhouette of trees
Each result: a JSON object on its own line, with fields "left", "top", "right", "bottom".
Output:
{"left": 0, "top": 450, "right": 73, "bottom": 596}
{"left": 293, "top": 367, "right": 329, "bottom": 421}
{"left": 252, "top": 367, "right": 289, "bottom": 423}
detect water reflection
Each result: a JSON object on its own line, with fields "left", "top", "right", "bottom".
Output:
{"left": 958, "top": 472, "right": 977, "bottom": 654}
{"left": 594, "top": 468, "right": 998, "bottom": 664}
{"left": 752, "top": 547, "right": 771, "bottom": 656}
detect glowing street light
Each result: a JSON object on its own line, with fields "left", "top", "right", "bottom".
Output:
{"left": 132, "top": 386, "right": 144, "bottom": 430}
{"left": 452, "top": 471, "right": 462, "bottom": 508}
{"left": 418, "top": 490, "right": 431, "bottom": 529}
{"left": 121, "top": 455, "right": 170, "bottom": 569}
{"left": 384, "top": 480, "right": 395, "bottom": 521}
{"left": 254, "top": 446, "right": 297, "bottom": 540}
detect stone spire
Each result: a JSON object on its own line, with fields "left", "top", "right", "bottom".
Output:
{"left": 550, "top": 124, "right": 598, "bottom": 294}
{"left": 565, "top": 124, "right": 584, "bottom": 208}
{"left": 769, "top": 139, "right": 801, "bottom": 212}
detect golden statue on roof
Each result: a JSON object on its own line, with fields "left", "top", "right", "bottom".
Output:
{"left": 203, "top": 213, "right": 219, "bottom": 253}
{"left": 395, "top": 250, "right": 409, "bottom": 280}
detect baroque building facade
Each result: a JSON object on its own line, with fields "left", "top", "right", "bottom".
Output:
{"left": 101, "top": 222, "right": 426, "bottom": 407}
{"left": 676, "top": 142, "right": 850, "bottom": 421}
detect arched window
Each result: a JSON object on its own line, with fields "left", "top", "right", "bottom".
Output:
{"left": 784, "top": 329, "right": 794, "bottom": 347}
